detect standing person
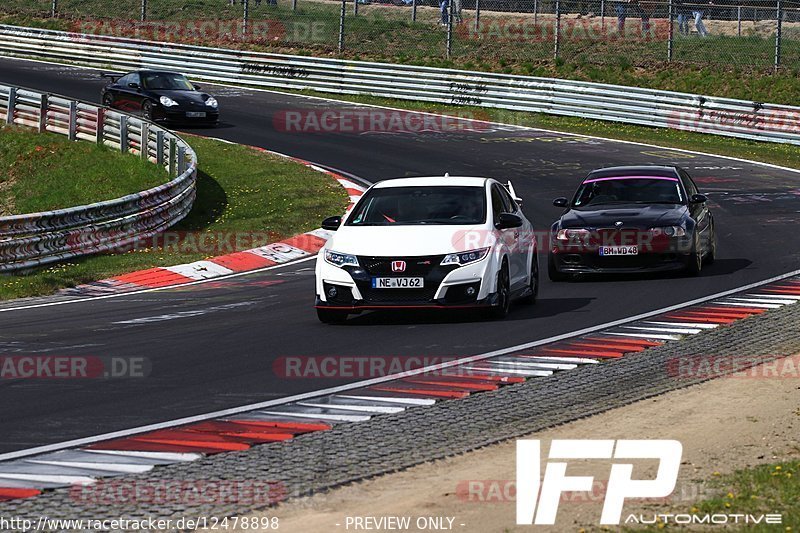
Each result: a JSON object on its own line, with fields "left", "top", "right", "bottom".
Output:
{"left": 452, "top": 0, "right": 463, "bottom": 23}
{"left": 693, "top": 3, "right": 709, "bottom": 36}
{"left": 440, "top": 0, "right": 449, "bottom": 26}
{"left": 675, "top": 0, "right": 690, "bottom": 35}
{"left": 639, "top": 0, "right": 655, "bottom": 34}
{"left": 614, "top": 0, "right": 627, "bottom": 32}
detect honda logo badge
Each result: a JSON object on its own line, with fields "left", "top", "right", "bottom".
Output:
{"left": 391, "top": 260, "right": 406, "bottom": 272}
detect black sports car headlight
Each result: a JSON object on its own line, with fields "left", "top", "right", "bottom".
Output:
{"left": 205, "top": 97, "right": 218, "bottom": 108}
{"left": 159, "top": 96, "right": 179, "bottom": 107}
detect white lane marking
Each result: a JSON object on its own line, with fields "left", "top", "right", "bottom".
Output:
{"left": 748, "top": 293, "right": 800, "bottom": 300}
{"left": 643, "top": 321, "right": 719, "bottom": 329}
{"left": 464, "top": 366, "right": 552, "bottom": 377}
{"left": 480, "top": 360, "right": 577, "bottom": 370}
{"left": 0, "top": 474, "right": 95, "bottom": 485}
{"left": 606, "top": 332, "right": 683, "bottom": 341}
{"left": 726, "top": 297, "right": 796, "bottom": 305}
{"left": 258, "top": 411, "right": 371, "bottom": 423}
{"left": 622, "top": 325, "right": 703, "bottom": 334}
{"left": 24, "top": 460, "right": 153, "bottom": 474}
{"left": 3, "top": 270, "right": 800, "bottom": 462}
{"left": 715, "top": 301, "right": 783, "bottom": 309}
{"left": 513, "top": 356, "right": 600, "bottom": 364}
{"left": 295, "top": 401, "right": 405, "bottom": 414}
{"left": 165, "top": 261, "right": 234, "bottom": 280}
{"left": 338, "top": 395, "right": 436, "bottom": 406}
{"left": 111, "top": 301, "right": 258, "bottom": 325}
{"left": 82, "top": 450, "right": 202, "bottom": 462}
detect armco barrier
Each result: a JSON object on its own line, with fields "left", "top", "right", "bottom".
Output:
{"left": 1, "top": 24, "right": 800, "bottom": 145}
{"left": 0, "top": 82, "right": 197, "bottom": 272}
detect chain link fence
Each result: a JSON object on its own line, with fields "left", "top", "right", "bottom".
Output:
{"left": 3, "top": 0, "right": 798, "bottom": 70}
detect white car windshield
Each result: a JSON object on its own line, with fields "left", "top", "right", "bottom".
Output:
{"left": 347, "top": 186, "right": 486, "bottom": 226}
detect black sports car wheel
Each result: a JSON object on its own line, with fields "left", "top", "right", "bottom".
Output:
{"left": 142, "top": 100, "right": 154, "bottom": 121}
{"left": 102, "top": 92, "right": 114, "bottom": 107}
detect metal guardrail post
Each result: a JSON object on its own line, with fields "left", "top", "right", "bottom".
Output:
{"left": 338, "top": 0, "right": 346, "bottom": 52}
{"left": 177, "top": 145, "right": 186, "bottom": 175}
{"left": 5, "top": 88, "right": 15, "bottom": 125}
{"left": 169, "top": 137, "right": 177, "bottom": 176}
{"left": 120, "top": 115, "right": 129, "bottom": 153}
{"left": 68, "top": 101, "right": 77, "bottom": 141}
{"left": 39, "top": 94, "right": 48, "bottom": 133}
{"left": 412, "top": 0, "right": 417, "bottom": 22}
{"left": 156, "top": 130, "right": 165, "bottom": 166}
{"left": 775, "top": 0, "right": 782, "bottom": 71}
{"left": 446, "top": 0, "right": 454, "bottom": 59}
{"left": 141, "top": 123, "right": 150, "bottom": 160}
{"left": 141, "top": 0, "right": 147, "bottom": 21}
{"left": 737, "top": 6, "right": 742, "bottom": 36}
{"left": 667, "top": 0, "right": 674, "bottom": 62}
{"left": 554, "top": 0, "right": 561, "bottom": 61}
{"left": 96, "top": 108, "right": 105, "bottom": 145}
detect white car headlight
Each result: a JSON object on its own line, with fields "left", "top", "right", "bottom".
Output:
{"left": 324, "top": 249, "right": 359, "bottom": 268}
{"left": 205, "top": 97, "right": 218, "bottom": 108}
{"left": 159, "top": 96, "right": 179, "bottom": 107}
{"left": 441, "top": 248, "right": 490, "bottom": 266}
{"left": 650, "top": 226, "right": 686, "bottom": 237}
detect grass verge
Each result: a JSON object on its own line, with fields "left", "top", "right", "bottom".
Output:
{"left": 0, "top": 134, "right": 349, "bottom": 301}
{"left": 0, "top": 125, "right": 168, "bottom": 215}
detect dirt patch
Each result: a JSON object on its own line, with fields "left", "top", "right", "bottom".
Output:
{"left": 234, "top": 355, "right": 800, "bottom": 532}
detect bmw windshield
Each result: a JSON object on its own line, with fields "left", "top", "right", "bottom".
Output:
{"left": 346, "top": 186, "right": 486, "bottom": 226}
{"left": 572, "top": 176, "right": 685, "bottom": 208}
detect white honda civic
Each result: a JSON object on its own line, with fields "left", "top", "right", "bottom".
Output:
{"left": 314, "top": 176, "right": 538, "bottom": 323}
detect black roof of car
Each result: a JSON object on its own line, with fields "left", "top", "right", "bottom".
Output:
{"left": 587, "top": 166, "right": 682, "bottom": 179}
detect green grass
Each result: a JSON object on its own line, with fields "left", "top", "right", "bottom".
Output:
{"left": 0, "top": 134, "right": 349, "bottom": 300}
{"left": 0, "top": 125, "right": 168, "bottom": 215}
{"left": 4, "top": 3, "right": 800, "bottom": 104}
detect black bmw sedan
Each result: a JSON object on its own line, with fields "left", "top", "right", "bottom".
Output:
{"left": 101, "top": 70, "right": 219, "bottom": 126}
{"left": 548, "top": 165, "right": 716, "bottom": 280}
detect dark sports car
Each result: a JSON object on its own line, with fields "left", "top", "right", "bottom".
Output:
{"left": 548, "top": 165, "right": 716, "bottom": 280}
{"left": 101, "top": 70, "right": 219, "bottom": 126}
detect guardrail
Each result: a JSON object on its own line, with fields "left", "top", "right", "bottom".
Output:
{"left": 1, "top": 24, "right": 799, "bottom": 147}
{"left": 0, "top": 81, "right": 197, "bottom": 272}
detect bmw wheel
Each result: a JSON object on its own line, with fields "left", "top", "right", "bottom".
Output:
{"left": 705, "top": 224, "right": 716, "bottom": 265}
{"left": 685, "top": 233, "right": 703, "bottom": 276}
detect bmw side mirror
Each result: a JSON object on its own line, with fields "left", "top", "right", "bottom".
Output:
{"left": 553, "top": 197, "right": 568, "bottom": 208}
{"left": 495, "top": 213, "right": 523, "bottom": 230}
{"left": 193, "top": 83, "right": 202, "bottom": 90}
{"left": 128, "top": 82, "right": 140, "bottom": 90}
{"left": 690, "top": 193, "right": 707, "bottom": 204}
{"left": 321, "top": 216, "right": 342, "bottom": 231}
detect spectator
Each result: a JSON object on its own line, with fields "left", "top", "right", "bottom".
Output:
{"left": 675, "top": 0, "right": 690, "bottom": 35}
{"left": 614, "top": 0, "right": 627, "bottom": 32}
{"left": 452, "top": 0, "right": 463, "bottom": 23}
{"left": 639, "top": 0, "right": 656, "bottom": 34}
{"left": 440, "top": 0, "right": 449, "bottom": 26}
{"left": 692, "top": 5, "right": 709, "bottom": 36}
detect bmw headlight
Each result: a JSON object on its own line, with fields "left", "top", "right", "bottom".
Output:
{"left": 324, "top": 249, "right": 359, "bottom": 268}
{"left": 650, "top": 226, "right": 686, "bottom": 237}
{"left": 556, "top": 228, "right": 591, "bottom": 241}
{"left": 441, "top": 248, "right": 490, "bottom": 266}
{"left": 205, "top": 97, "right": 218, "bottom": 108}
{"left": 159, "top": 96, "right": 179, "bottom": 107}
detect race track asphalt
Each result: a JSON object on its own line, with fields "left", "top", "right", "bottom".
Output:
{"left": 1, "top": 57, "right": 798, "bottom": 453}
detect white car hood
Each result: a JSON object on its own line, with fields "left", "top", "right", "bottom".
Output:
{"left": 326, "top": 224, "right": 492, "bottom": 257}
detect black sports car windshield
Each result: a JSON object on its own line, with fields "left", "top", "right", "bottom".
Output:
{"left": 572, "top": 176, "right": 684, "bottom": 208}
{"left": 347, "top": 186, "right": 486, "bottom": 226}
{"left": 141, "top": 73, "right": 194, "bottom": 91}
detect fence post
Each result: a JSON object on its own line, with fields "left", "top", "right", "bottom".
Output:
{"left": 534, "top": 0, "right": 538, "bottom": 25}
{"left": 338, "top": 0, "right": 346, "bottom": 52}
{"left": 775, "top": 0, "right": 782, "bottom": 71}
{"left": 600, "top": 0, "right": 605, "bottom": 31}
{"left": 169, "top": 137, "right": 177, "bottom": 176}
{"left": 737, "top": 5, "right": 741, "bottom": 36}
{"left": 120, "top": 115, "right": 129, "bottom": 153}
{"left": 141, "top": 0, "right": 147, "bottom": 21}
{"left": 141, "top": 123, "right": 150, "bottom": 160}
{"left": 177, "top": 146, "right": 186, "bottom": 175}
{"left": 156, "top": 130, "right": 165, "bottom": 166}
{"left": 292, "top": 0, "right": 297, "bottom": 10}
{"left": 39, "top": 94, "right": 48, "bottom": 133}
{"left": 667, "top": 0, "right": 674, "bottom": 61}
{"left": 475, "top": 0, "right": 481, "bottom": 32}
{"left": 554, "top": 0, "right": 561, "bottom": 61}
{"left": 412, "top": 0, "right": 417, "bottom": 22}
{"left": 354, "top": 0, "right": 359, "bottom": 16}
{"left": 96, "top": 108, "right": 104, "bottom": 145}
{"left": 446, "top": 0, "right": 453, "bottom": 59}
{"left": 51, "top": 0, "right": 57, "bottom": 17}
{"left": 5, "top": 88, "right": 15, "bottom": 125}
{"left": 68, "top": 100, "right": 77, "bottom": 141}
{"left": 242, "top": 0, "right": 249, "bottom": 40}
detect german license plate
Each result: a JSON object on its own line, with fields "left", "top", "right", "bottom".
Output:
{"left": 599, "top": 245, "right": 638, "bottom": 256}
{"left": 371, "top": 277, "right": 424, "bottom": 289}
{"left": 186, "top": 111, "right": 206, "bottom": 118}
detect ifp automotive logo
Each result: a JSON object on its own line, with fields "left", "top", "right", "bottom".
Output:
{"left": 516, "top": 439, "right": 681, "bottom": 525}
